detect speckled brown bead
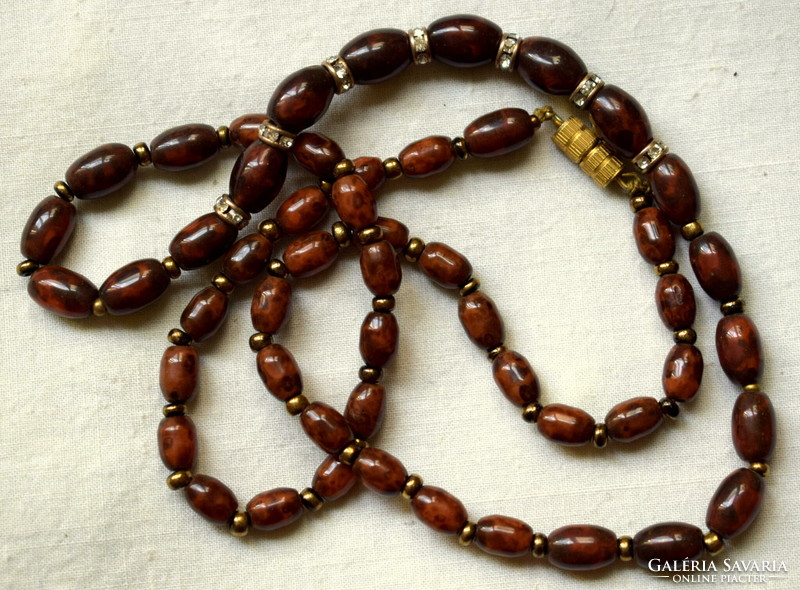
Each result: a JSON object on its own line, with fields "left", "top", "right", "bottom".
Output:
{"left": 648, "top": 154, "right": 701, "bottom": 226}
{"left": 344, "top": 382, "right": 386, "bottom": 440}
{"left": 275, "top": 186, "right": 329, "bottom": 235}
{"left": 689, "top": 232, "right": 741, "bottom": 302}
{"left": 354, "top": 157, "right": 387, "bottom": 192}
{"left": 150, "top": 124, "right": 220, "bottom": 171}
{"left": 375, "top": 217, "right": 409, "bottom": 251}
{"left": 517, "top": 37, "right": 588, "bottom": 95}
{"left": 267, "top": 65, "right": 336, "bottom": 133}
{"left": 340, "top": 28, "right": 412, "bottom": 84}
{"left": 537, "top": 404, "right": 595, "bottom": 446}
{"left": 229, "top": 113, "right": 268, "bottom": 150}
{"left": 411, "top": 486, "right": 468, "bottom": 535}
{"left": 418, "top": 242, "right": 472, "bottom": 289}
{"left": 605, "top": 397, "right": 664, "bottom": 442}
{"left": 301, "top": 402, "right": 353, "bottom": 454}
{"left": 588, "top": 85, "right": 653, "bottom": 159}
{"left": 158, "top": 415, "right": 197, "bottom": 471}
{"left": 360, "top": 240, "right": 402, "bottom": 296}
{"left": 20, "top": 195, "right": 76, "bottom": 264}
{"left": 256, "top": 344, "right": 302, "bottom": 401}
{"left": 633, "top": 522, "right": 704, "bottom": 569}
{"left": 492, "top": 350, "right": 540, "bottom": 407}
{"left": 633, "top": 207, "right": 675, "bottom": 265}
{"left": 475, "top": 515, "right": 534, "bottom": 558}
{"left": 247, "top": 488, "right": 304, "bottom": 531}
{"left": 185, "top": 474, "right": 238, "bottom": 524}
{"left": 180, "top": 286, "right": 229, "bottom": 342}
{"left": 716, "top": 314, "right": 764, "bottom": 385}
{"left": 65, "top": 143, "right": 138, "bottom": 200}
{"left": 399, "top": 136, "right": 456, "bottom": 178}
{"left": 428, "top": 15, "right": 502, "bottom": 68}
{"left": 291, "top": 132, "right": 345, "bottom": 179}
{"left": 354, "top": 448, "right": 407, "bottom": 496}
{"left": 732, "top": 391, "right": 776, "bottom": 462}
{"left": 463, "top": 108, "right": 536, "bottom": 158}
{"left": 251, "top": 275, "right": 292, "bottom": 334}
{"left": 160, "top": 345, "right": 198, "bottom": 404}
{"left": 662, "top": 344, "right": 703, "bottom": 402}
{"left": 359, "top": 312, "right": 399, "bottom": 367}
{"left": 229, "top": 142, "right": 289, "bottom": 214}
{"left": 312, "top": 455, "right": 357, "bottom": 502}
{"left": 27, "top": 266, "right": 97, "bottom": 319}
{"left": 169, "top": 212, "right": 238, "bottom": 271}
{"left": 656, "top": 274, "right": 696, "bottom": 330}
{"left": 706, "top": 468, "right": 764, "bottom": 539}
{"left": 331, "top": 174, "right": 378, "bottom": 230}
{"left": 99, "top": 258, "right": 171, "bottom": 316}
{"left": 221, "top": 233, "right": 273, "bottom": 284}
{"left": 458, "top": 292, "right": 505, "bottom": 349}
{"left": 283, "top": 231, "right": 339, "bottom": 278}
{"left": 547, "top": 525, "right": 618, "bottom": 571}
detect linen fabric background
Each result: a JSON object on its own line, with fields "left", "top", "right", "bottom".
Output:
{"left": 1, "top": 1, "right": 799, "bottom": 589}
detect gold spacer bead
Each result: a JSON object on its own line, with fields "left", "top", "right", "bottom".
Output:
{"left": 618, "top": 536, "right": 634, "bottom": 561}
{"left": 743, "top": 383, "right": 761, "bottom": 393}
{"left": 654, "top": 261, "right": 679, "bottom": 276}
{"left": 333, "top": 159, "right": 355, "bottom": 179}
{"left": 681, "top": 220, "right": 704, "bottom": 241}
{"left": 629, "top": 193, "right": 651, "bottom": 212}
{"left": 211, "top": 273, "right": 235, "bottom": 295}
{"left": 258, "top": 219, "right": 282, "bottom": 242}
{"left": 531, "top": 533, "right": 548, "bottom": 558}
{"left": 703, "top": 531, "right": 724, "bottom": 556}
{"left": 403, "top": 237, "right": 425, "bottom": 263}
{"left": 167, "top": 470, "right": 193, "bottom": 490}
{"left": 383, "top": 157, "right": 403, "bottom": 180}
{"left": 268, "top": 259, "right": 288, "bottom": 278}
{"left": 459, "top": 278, "right": 480, "bottom": 297}
{"left": 300, "top": 488, "right": 324, "bottom": 512}
{"left": 659, "top": 397, "right": 680, "bottom": 419}
{"left": 92, "top": 298, "right": 106, "bottom": 317}
{"left": 356, "top": 225, "right": 383, "bottom": 246}
{"left": 401, "top": 474, "right": 423, "bottom": 500}
{"left": 458, "top": 522, "right": 477, "bottom": 546}
{"left": 319, "top": 179, "right": 333, "bottom": 195}
{"left": 674, "top": 328, "right": 697, "bottom": 344}
{"left": 216, "top": 125, "right": 231, "bottom": 148}
{"left": 162, "top": 256, "right": 181, "bottom": 279}
{"left": 162, "top": 404, "right": 186, "bottom": 417}
{"left": 54, "top": 180, "right": 75, "bottom": 201}
{"left": 373, "top": 296, "right": 395, "bottom": 312}
{"left": 593, "top": 423, "right": 608, "bottom": 448}
{"left": 285, "top": 394, "right": 309, "bottom": 416}
{"left": 452, "top": 137, "right": 469, "bottom": 160}
{"left": 249, "top": 332, "right": 272, "bottom": 352}
{"left": 332, "top": 221, "right": 352, "bottom": 248}
{"left": 522, "top": 402, "right": 542, "bottom": 423}
{"left": 749, "top": 462, "right": 770, "bottom": 477}
{"left": 487, "top": 345, "right": 507, "bottom": 361}
{"left": 133, "top": 142, "right": 152, "bottom": 166}
{"left": 229, "top": 511, "right": 250, "bottom": 536}
{"left": 168, "top": 329, "right": 192, "bottom": 346}
{"left": 721, "top": 298, "right": 745, "bottom": 316}
{"left": 359, "top": 365, "right": 383, "bottom": 384}
{"left": 16, "top": 260, "right": 39, "bottom": 277}
{"left": 339, "top": 439, "right": 369, "bottom": 465}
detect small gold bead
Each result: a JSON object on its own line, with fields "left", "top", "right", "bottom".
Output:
{"left": 401, "top": 474, "right": 423, "bottom": 500}
{"left": 383, "top": 157, "right": 403, "bottom": 180}
{"left": 703, "top": 531, "right": 724, "bottom": 556}
{"left": 339, "top": 439, "right": 369, "bottom": 465}
{"left": 16, "top": 260, "right": 39, "bottom": 277}
{"left": 721, "top": 298, "right": 745, "bottom": 316}
{"left": 216, "top": 125, "right": 231, "bottom": 148}
{"left": 162, "top": 404, "right": 186, "bottom": 417}
{"left": 373, "top": 296, "right": 395, "bottom": 312}
{"left": 359, "top": 365, "right": 382, "bottom": 383}
{"left": 458, "top": 522, "right": 477, "bottom": 546}
{"left": 681, "top": 220, "right": 704, "bottom": 241}
{"left": 459, "top": 278, "right": 480, "bottom": 297}
{"left": 522, "top": 403, "right": 542, "bottom": 423}
{"left": 249, "top": 332, "right": 272, "bottom": 352}
{"left": 618, "top": 536, "right": 634, "bottom": 561}
{"left": 629, "top": 193, "right": 651, "bottom": 212}
{"left": 211, "top": 273, "right": 235, "bottom": 295}
{"left": 285, "top": 394, "right": 309, "bottom": 416}
{"left": 258, "top": 219, "right": 282, "bottom": 242}
{"left": 162, "top": 256, "right": 181, "bottom": 279}
{"left": 674, "top": 328, "right": 697, "bottom": 344}
{"left": 743, "top": 383, "right": 761, "bottom": 393}
{"left": 167, "top": 329, "right": 192, "bottom": 346}
{"left": 654, "top": 261, "right": 679, "bottom": 276}
{"left": 92, "top": 298, "right": 106, "bottom": 317}
{"left": 229, "top": 511, "right": 250, "bottom": 536}
{"left": 659, "top": 397, "right": 680, "bottom": 419}
{"left": 403, "top": 237, "right": 425, "bottom": 263}
{"left": 487, "top": 345, "right": 506, "bottom": 361}
{"left": 167, "top": 470, "right": 193, "bottom": 490}
{"left": 333, "top": 159, "right": 355, "bottom": 179}
{"left": 356, "top": 226, "right": 383, "bottom": 246}
{"left": 593, "top": 423, "right": 608, "bottom": 448}
{"left": 268, "top": 259, "right": 288, "bottom": 278}
{"left": 133, "top": 142, "right": 152, "bottom": 166}
{"left": 452, "top": 137, "right": 469, "bottom": 160}
{"left": 532, "top": 533, "right": 548, "bottom": 558}
{"left": 300, "top": 488, "right": 324, "bottom": 512}
{"left": 54, "top": 180, "right": 74, "bottom": 202}
{"left": 749, "top": 462, "right": 770, "bottom": 477}
{"left": 319, "top": 179, "right": 333, "bottom": 195}
{"left": 332, "top": 221, "right": 352, "bottom": 248}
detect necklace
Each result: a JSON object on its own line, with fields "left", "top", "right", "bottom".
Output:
{"left": 17, "top": 14, "right": 774, "bottom": 573}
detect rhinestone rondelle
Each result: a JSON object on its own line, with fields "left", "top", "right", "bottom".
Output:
{"left": 495, "top": 33, "right": 520, "bottom": 72}
{"left": 258, "top": 119, "right": 296, "bottom": 150}
{"left": 570, "top": 73, "right": 605, "bottom": 109}
{"left": 213, "top": 194, "right": 250, "bottom": 230}
{"left": 633, "top": 139, "right": 669, "bottom": 172}
{"left": 408, "top": 27, "right": 432, "bottom": 65}
{"left": 322, "top": 56, "right": 354, "bottom": 94}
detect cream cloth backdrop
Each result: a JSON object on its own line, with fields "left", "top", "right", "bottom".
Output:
{"left": 1, "top": 1, "right": 798, "bottom": 589}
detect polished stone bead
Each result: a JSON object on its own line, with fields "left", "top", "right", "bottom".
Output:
{"left": 150, "top": 124, "right": 220, "bottom": 171}
{"left": 537, "top": 404, "right": 595, "bottom": 446}
{"left": 276, "top": 186, "right": 329, "bottom": 235}
{"left": 411, "top": 486, "right": 468, "bottom": 535}
{"left": 463, "top": 108, "right": 536, "bottom": 158}
{"left": 312, "top": 455, "right": 357, "bottom": 502}
{"left": 221, "top": 233, "right": 272, "bottom": 284}
{"left": 168, "top": 212, "right": 238, "bottom": 270}
{"left": 353, "top": 156, "right": 387, "bottom": 191}
{"left": 633, "top": 522, "right": 704, "bottom": 569}
{"left": 99, "top": 258, "right": 171, "bottom": 315}
{"left": 256, "top": 344, "right": 302, "bottom": 401}
{"left": 662, "top": 344, "right": 703, "bottom": 402}
{"left": 301, "top": 402, "right": 353, "bottom": 454}
{"left": 648, "top": 154, "right": 701, "bottom": 225}
{"left": 492, "top": 350, "right": 540, "bottom": 407}
{"left": 180, "top": 286, "right": 229, "bottom": 342}
{"left": 360, "top": 240, "right": 402, "bottom": 296}
{"left": 160, "top": 345, "right": 198, "bottom": 404}
{"left": 247, "top": 488, "right": 303, "bottom": 531}
{"left": 716, "top": 314, "right": 764, "bottom": 385}
{"left": 267, "top": 65, "right": 336, "bottom": 133}
{"left": 344, "top": 382, "right": 386, "bottom": 440}
{"left": 706, "top": 468, "right": 764, "bottom": 539}
{"left": 283, "top": 231, "right": 339, "bottom": 278}
{"left": 428, "top": 15, "right": 502, "bottom": 67}
{"left": 475, "top": 515, "right": 534, "bottom": 557}
{"left": 656, "top": 274, "right": 696, "bottom": 330}
{"left": 689, "top": 232, "right": 741, "bottom": 301}
{"left": 27, "top": 266, "right": 97, "bottom": 318}
{"left": 359, "top": 312, "right": 399, "bottom": 367}
{"left": 732, "top": 391, "right": 776, "bottom": 462}
{"left": 605, "top": 397, "right": 664, "bottom": 443}
{"left": 291, "top": 132, "right": 345, "bottom": 179}
{"left": 458, "top": 292, "right": 505, "bottom": 349}
{"left": 229, "top": 113, "right": 268, "bottom": 149}
{"left": 229, "top": 141, "right": 289, "bottom": 214}
{"left": 20, "top": 195, "right": 76, "bottom": 264}
{"left": 331, "top": 174, "right": 378, "bottom": 230}
{"left": 251, "top": 275, "right": 292, "bottom": 334}
{"left": 548, "top": 525, "right": 618, "bottom": 571}
{"left": 185, "top": 474, "right": 238, "bottom": 524}
{"left": 418, "top": 242, "right": 472, "bottom": 289}
{"left": 158, "top": 415, "right": 197, "bottom": 471}
{"left": 354, "top": 448, "right": 407, "bottom": 496}
{"left": 588, "top": 85, "right": 653, "bottom": 159}
{"left": 398, "top": 136, "right": 456, "bottom": 178}
{"left": 341, "top": 28, "right": 412, "bottom": 84}
{"left": 517, "top": 37, "right": 588, "bottom": 95}
{"left": 375, "top": 217, "right": 409, "bottom": 250}
{"left": 65, "top": 143, "right": 138, "bottom": 200}
{"left": 633, "top": 207, "right": 675, "bottom": 264}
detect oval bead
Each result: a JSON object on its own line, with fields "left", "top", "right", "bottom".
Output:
{"left": 150, "top": 124, "right": 220, "bottom": 171}
{"left": 283, "top": 231, "right": 339, "bottom": 278}
{"left": 291, "top": 132, "right": 345, "bottom": 179}
{"left": 375, "top": 217, "right": 409, "bottom": 250}
{"left": 517, "top": 37, "right": 588, "bottom": 95}
{"left": 475, "top": 515, "right": 533, "bottom": 558}
{"left": 160, "top": 345, "right": 198, "bottom": 404}
{"left": 276, "top": 186, "right": 330, "bottom": 235}
{"left": 359, "top": 312, "right": 399, "bottom": 368}
{"left": 344, "top": 382, "right": 386, "bottom": 440}
{"left": 716, "top": 314, "right": 764, "bottom": 385}
{"left": 464, "top": 108, "right": 536, "bottom": 158}
{"left": 20, "top": 195, "right": 76, "bottom": 264}
{"left": 537, "top": 404, "right": 595, "bottom": 446}
{"left": 247, "top": 488, "right": 303, "bottom": 531}
{"left": 418, "top": 242, "right": 472, "bottom": 289}
{"left": 492, "top": 350, "right": 540, "bottom": 407}
{"left": 221, "top": 233, "right": 272, "bottom": 284}
{"left": 588, "top": 85, "right": 653, "bottom": 159}
{"left": 605, "top": 397, "right": 664, "bottom": 443}
{"left": 633, "top": 522, "right": 704, "bottom": 569}
{"left": 256, "top": 344, "right": 302, "bottom": 401}
{"left": 354, "top": 448, "right": 407, "bottom": 497}
{"left": 706, "top": 468, "right": 765, "bottom": 539}
{"left": 331, "top": 174, "right": 378, "bottom": 230}
{"left": 65, "top": 143, "right": 137, "bottom": 200}
{"left": 411, "top": 486, "right": 468, "bottom": 535}
{"left": 547, "top": 525, "right": 618, "bottom": 571}
{"left": 251, "top": 275, "right": 292, "bottom": 334}
{"left": 732, "top": 391, "right": 776, "bottom": 463}
{"left": 267, "top": 65, "right": 336, "bottom": 133}
{"left": 398, "top": 135, "right": 456, "bottom": 178}
{"left": 27, "top": 266, "right": 97, "bottom": 319}
{"left": 180, "top": 286, "right": 229, "bottom": 343}
{"left": 458, "top": 292, "right": 505, "bottom": 349}
{"left": 340, "top": 28, "right": 412, "bottom": 84}
{"left": 229, "top": 141, "right": 289, "bottom": 214}
{"left": 354, "top": 156, "right": 387, "bottom": 192}
{"left": 360, "top": 240, "right": 402, "bottom": 296}
{"left": 689, "top": 232, "right": 742, "bottom": 301}
{"left": 157, "top": 415, "right": 197, "bottom": 471}
{"left": 428, "top": 15, "right": 502, "bottom": 67}
{"left": 655, "top": 274, "right": 696, "bottom": 330}
{"left": 300, "top": 402, "right": 353, "bottom": 454}
{"left": 648, "top": 154, "right": 701, "bottom": 225}
{"left": 168, "top": 212, "right": 238, "bottom": 271}
{"left": 662, "top": 344, "right": 704, "bottom": 402}
{"left": 313, "top": 455, "right": 357, "bottom": 502}
{"left": 228, "top": 113, "right": 268, "bottom": 150}
{"left": 99, "top": 258, "right": 171, "bottom": 315}
{"left": 185, "top": 474, "right": 238, "bottom": 524}
{"left": 633, "top": 207, "right": 675, "bottom": 264}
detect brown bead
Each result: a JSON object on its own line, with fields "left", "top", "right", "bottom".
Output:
{"left": 267, "top": 65, "right": 336, "bottom": 133}
{"left": 99, "top": 258, "right": 171, "bottom": 315}
{"left": 360, "top": 240, "right": 402, "bottom": 296}
{"left": 689, "top": 232, "right": 742, "bottom": 301}
{"left": 353, "top": 156, "right": 387, "bottom": 192}
{"left": 492, "top": 350, "right": 540, "bottom": 407}
{"left": 359, "top": 312, "right": 399, "bottom": 368}
{"left": 517, "top": 37, "right": 588, "bottom": 95}
{"left": 150, "top": 124, "right": 220, "bottom": 171}
{"left": 354, "top": 448, "right": 407, "bottom": 496}
{"left": 275, "top": 186, "right": 329, "bottom": 236}
{"left": 428, "top": 15, "right": 502, "bottom": 67}
{"left": 464, "top": 108, "right": 536, "bottom": 158}
{"left": 330, "top": 174, "right": 377, "bottom": 230}
{"left": 648, "top": 154, "right": 701, "bottom": 226}
{"left": 537, "top": 404, "right": 595, "bottom": 446}
{"left": 633, "top": 522, "right": 704, "bottom": 569}
{"left": 157, "top": 415, "right": 197, "bottom": 471}
{"left": 300, "top": 402, "right": 353, "bottom": 454}
{"left": 229, "top": 141, "right": 289, "bottom": 214}
{"left": 548, "top": 525, "right": 618, "bottom": 571}
{"left": 475, "top": 515, "right": 534, "bottom": 557}
{"left": 246, "top": 488, "right": 303, "bottom": 531}
{"left": 588, "top": 85, "right": 653, "bottom": 159}
{"left": 160, "top": 345, "right": 198, "bottom": 404}
{"left": 344, "top": 382, "right": 386, "bottom": 440}
{"left": 411, "top": 486, "right": 468, "bottom": 535}
{"left": 706, "top": 468, "right": 765, "bottom": 539}
{"left": 229, "top": 113, "right": 268, "bottom": 149}
{"left": 313, "top": 455, "right": 357, "bottom": 502}
{"left": 633, "top": 207, "right": 675, "bottom": 264}
{"left": 375, "top": 217, "right": 409, "bottom": 250}
{"left": 283, "top": 231, "right": 339, "bottom": 278}
{"left": 605, "top": 397, "right": 664, "bottom": 443}
{"left": 185, "top": 474, "right": 238, "bottom": 524}
{"left": 398, "top": 135, "right": 456, "bottom": 178}
{"left": 179, "top": 286, "right": 229, "bottom": 342}
{"left": 340, "top": 28, "right": 412, "bottom": 84}
{"left": 458, "top": 292, "right": 505, "bottom": 349}
{"left": 169, "top": 212, "right": 238, "bottom": 271}
{"left": 291, "top": 132, "right": 345, "bottom": 179}
{"left": 716, "top": 314, "right": 764, "bottom": 386}
{"left": 251, "top": 275, "right": 292, "bottom": 334}
{"left": 65, "top": 143, "right": 138, "bottom": 200}
{"left": 662, "top": 344, "right": 704, "bottom": 402}
{"left": 732, "top": 392, "right": 776, "bottom": 462}
{"left": 418, "top": 242, "right": 472, "bottom": 289}
{"left": 27, "top": 266, "right": 97, "bottom": 319}
{"left": 221, "top": 233, "right": 272, "bottom": 284}
{"left": 256, "top": 344, "right": 302, "bottom": 401}
{"left": 20, "top": 195, "right": 76, "bottom": 264}
{"left": 656, "top": 274, "right": 696, "bottom": 330}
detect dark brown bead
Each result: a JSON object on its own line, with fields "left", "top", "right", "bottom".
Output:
{"left": 291, "top": 132, "right": 345, "bottom": 179}
{"left": 344, "top": 382, "right": 386, "bottom": 440}
{"left": 276, "top": 186, "right": 330, "bottom": 235}
{"left": 267, "top": 65, "right": 336, "bottom": 134}
{"left": 588, "top": 85, "right": 653, "bottom": 159}
{"left": 548, "top": 525, "right": 618, "bottom": 571}
{"left": 150, "top": 124, "right": 220, "bottom": 171}
{"left": 354, "top": 448, "right": 407, "bottom": 496}
{"left": 180, "top": 286, "right": 229, "bottom": 342}
{"left": 732, "top": 392, "right": 776, "bottom": 462}
{"left": 157, "top": 415, "right": 197, "bottom": 471}
{"left": 458, "top": 292, "right": 505, "bottom": 349}
{"left": 633, "top": 207, "right": 675, "bottom": 264}
{"left": 247, "top": 488, "right": 303, "bottom": 531}
{"left": 256, "top": 344, "right": 302, "bottom": 401}
{"left": 689, "top": 232, "right": 742, "bottom": 301}
{"left": 656, "top": 274, "right": 696, "bottom": 330}
{"left": 492, "top": 350, "right": 540, "bottom": 407}
{"left": 464, "top": 108, "right": 536, "bottom": 158}
{"left": 428, "top": 15, "right": 502, "bottom": 67}
{"left": 160, "top": 345, "right": 198, "bottom": 404}
{"left": 662, "top": 344, "right": 703, "bottom": 402}
{"left": 99, "top": 258, "right": 171, "bottom": 315}
{"left": 375, "top": 217, "right": 409, "bottom": 250}
{"left": 221, "top": 233, "right": 272, "bottom": 284}
{"left": 169, "top": 212, "right": 238, "bottom": 271}
{"left": 648, "top": 154, "right": 701, "bottom": 226}
{"left": 229, "top": 141, "right": 289, "bottom": 214}
{"left": 331, "top": 174, "right": 377, "bottom": 230}
{"left": 517, "top": 37, "right": 588, "bottom": 95}
{"left": 353, "top": 156, "right": 387, "bottom": 192}
{"left": 313, "top": 455, "right": 357, "bottom": 502}
{"left": 229, "top": 113, "right": 268, "bottom": 149}
{"left": 340, "top": 28, "right": 412, "bottom": 84}
{"left": 360, "top": 240, "right": 402, "bottom": 296}
{"left": 633, "top": 522, "right": 704, "bottom": 569}
{"left": 706, "top": 468, "right": 765, "bottom": 539}
{"left": 537, "top": 404, "right": 595, "bottom": 446}
{"left": 411, "top": 486, "right": 468, "bottom": 535}
{"left": 300, "top": 402, "right": 353, "bottom": 454}
{"left": 283, "top": 231, "right": 339, "bottom": 278}
{"left": 27, "top": 266, "right": 97, "bottom": 319}
{"left": 418, "top": 242, "right": 472, "bottom": 289}
{"left": 251, "top": 276, "right": 292, "bottom": 334}
{"left": 398, "top": 136, "right": 456, "bottom": 178}
{"left": 65, "top": 143, "right": 138, "bottom": 200}
{"left": 605, "top": 397, "right": 664, "bottom": 442}
{"left": 21, "top": 195, "right": 76, "bottom": 264}
{"left": 716, "top": 314, "right": 764, "bottom": 385}
{"left": 475, "top": 515, "right": 533, "bottom": 557}
{"left": 359, "top": 312, "right": 399, "bottom": 368}
{"left": 185, "top": 474, "right": 238, "bottom": 524}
